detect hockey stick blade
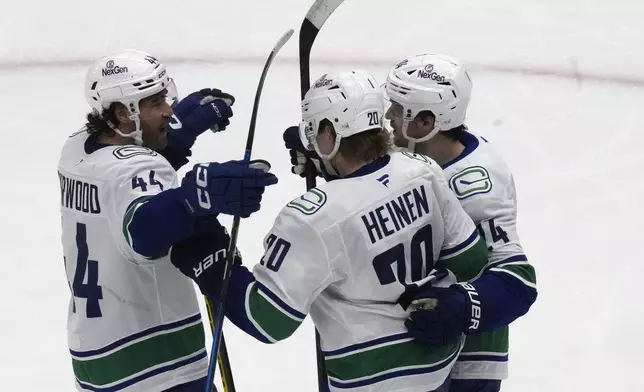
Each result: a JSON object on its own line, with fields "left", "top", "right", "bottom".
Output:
{"left": 204, "top": 29, "right": 294, "bottom": 392}
{"left": 245, "top": 28, "right": 294, "bottom": 161}
{"left": 275, "top": 29, "right": 295, "bottom": 54}
{"left": 299, "top": 0, "right": 345, "bottom": 100}
{"left": 305, "top": 0, "right": 345, "bottom": 29}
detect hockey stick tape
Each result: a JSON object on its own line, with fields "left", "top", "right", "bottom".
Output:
{"left": 249, "top": 159, "right": 272, "bottom": 173}
{"left": 200, "top": 96, "right": 234, "bottom": 107}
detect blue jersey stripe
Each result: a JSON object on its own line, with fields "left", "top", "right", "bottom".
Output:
{"left": 457, "top": 354, "right": 509, "bottom": 362}
{"left": 486, "top": 254, "right": 528, "bottom": 269}
{"left": 440, "top": 230, "right": 478, "bottom": 258}
{"left": 322, "top": 332, "right": 410, "bottom": 358}
{"left": 255, "top": 282, "right": 307, "bottom": 320}
{"left": 70, "top": 313, "right": 201, "bottom": 358}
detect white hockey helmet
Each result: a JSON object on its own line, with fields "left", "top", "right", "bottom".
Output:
{"left": 299, "top": 70, "right": 384, "bottom": 160}
{"left": 385, "top": 53, "right": 472, "bottom": 148}
{"left": 84, "top": 49, "right": 177, "bottom": 145}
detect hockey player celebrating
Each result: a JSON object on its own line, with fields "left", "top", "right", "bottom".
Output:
{"left": 170, "top": 70, "right": 490, "bottom": 392}
{"left": 58, "top": 49, "right": 277, "bottom": 392}
{"left": 383, "top": 53, "right": 538, "bottom": 392}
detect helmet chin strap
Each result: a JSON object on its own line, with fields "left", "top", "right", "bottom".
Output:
{"left": 401, "top": 117, "right": 440, "bottom": 153}
{"left": 102, "top": 106, "right": 144, "bottom": 146}
{"left": 107, "top": 116, "right": 144, "bottom": 146}
{"left": 313, "top": 136, "right": 341, "bottom": 178}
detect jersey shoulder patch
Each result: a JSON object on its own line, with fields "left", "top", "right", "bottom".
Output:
{"left": 286, "top": 188, "right": 327, "bottom": 215}
{"left": 112, "top": 145, "right": 158, "bottom": 160}
{"left": 448, "top": 165, "right": 492, "bottom": 200}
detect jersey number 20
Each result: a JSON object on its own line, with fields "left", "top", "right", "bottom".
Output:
{"left": 373, "top": 223, "right": 434, "bottom": 286}
{"left": 64, "top": 223, "right": 103, "bottom": 318}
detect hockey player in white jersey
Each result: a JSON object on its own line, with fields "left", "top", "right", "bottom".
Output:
{"left": 382, "top": 53, "right": 538, "bottom": 392}
{"left": 170, "top": 70, "right": 490, "bottom": 392}
{"left": 58, "top": 49, "right": 278, "bottom": 391}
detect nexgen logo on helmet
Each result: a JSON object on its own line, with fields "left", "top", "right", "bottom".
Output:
{"left": 101, "top": 60, "right": 129, "bottom": 77}
{"left": 417, "top": 64, "right": 445, "bottom": 82}
{"left": 314, "top": 75, "right": 333, "bottom": 88}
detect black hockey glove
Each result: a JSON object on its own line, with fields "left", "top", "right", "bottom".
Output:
{"left": 398, "top": 271, "right": 481, "bottom": 347}
{"left": 283, "top": 126, "right": 339, "bottom": 181}
{"left": 170, "top": 217, "right": 242, "bottom": 298}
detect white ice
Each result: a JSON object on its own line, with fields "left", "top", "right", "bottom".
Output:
{"left": 1, "top": 0, "right": 643, "bottom": 391}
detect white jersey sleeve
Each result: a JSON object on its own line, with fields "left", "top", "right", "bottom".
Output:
{"left": 248, "top": 205, "right": 338, "bottom": 342}
{"left": 106, "top": 146, "right": 179, "bottom": 264}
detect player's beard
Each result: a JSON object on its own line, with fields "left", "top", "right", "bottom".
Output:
{"left": 141, "top": 122, "right": 168, "bottom": 151}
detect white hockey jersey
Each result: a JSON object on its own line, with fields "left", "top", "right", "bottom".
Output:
{"left": 441, "top": 131, "right": 537, "bottom": 380}
{"left": 58, "top": 130, "right": 207, "bottom": 392}
{"left": 244, "top": 153, "right": 489, "bottom": 392}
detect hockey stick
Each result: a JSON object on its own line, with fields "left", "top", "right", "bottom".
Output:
{"left": 298, "top": 1, "right": 345, "bottom": 390}
{"left": 205, "top": 298, "right": 235, "bottom": 392}
{"left": 204, "top": 28, "right": 295, "bottom": 392}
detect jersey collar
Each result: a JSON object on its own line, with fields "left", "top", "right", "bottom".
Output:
{"left": 345, "top": 154, "right": 391, "bottom": 179}
{"left": 440, "top": 130, "right": 479, "bottom": 170}
{"left": 84, "top": 133, "right": 109, "bottom": 154}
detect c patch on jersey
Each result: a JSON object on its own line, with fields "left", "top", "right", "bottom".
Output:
{"left": 449, "top": 166, "right": 492, "bottom": 199}
{"left": 113, "top": 146, "right": 157, "bottom": 160}
{"left": 287, "top": 188, "right": 327, "bottom": 215}
{"left": 401, "top": 151, "right": 432, "bottom": 164}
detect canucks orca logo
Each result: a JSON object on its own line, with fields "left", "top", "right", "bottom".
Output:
{"left": 113, "top": 146, "right": 157, "bottom": 160}
{"left": 287, "top": 188, "right": 327, "bottom": 215}
{"left": 449, "top": 166, "right": 492, "bottom": 199}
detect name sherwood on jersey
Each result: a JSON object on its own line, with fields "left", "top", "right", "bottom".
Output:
{"left": 58, "top": 147, "right": 161, "bottom": 215}
{"left": 58, "top": 172, "right": 101, "bottom": 214}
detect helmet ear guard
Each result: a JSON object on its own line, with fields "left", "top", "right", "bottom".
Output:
{"left": 84, "top": 49, "right": 176, "bottom": 145}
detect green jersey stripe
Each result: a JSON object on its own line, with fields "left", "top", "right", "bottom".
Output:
{"left": 437, "top": 237, "right": 488, "bottom": 282}
{"left": 121, "top": 196, "right": 153, "bottom": 247}
{"left": 496, "top": 262, "right": 536, "bottom": 280}
{"left": 461, "top": 327, "right": 509, "bottom": 354}
{"left": 326, "top": 335, "right": 463, "bottom": 381}
{"left": 72, "top": 322, "right": 205, "bottom": 386}
{"left": 489, "top": 264, "right": 537, "bottom": 288}
{"left": 70, "top": 314, "right": 202, "bottom": 359}
{"left": 247, "top": 283, "right": 302, "bottom": 342}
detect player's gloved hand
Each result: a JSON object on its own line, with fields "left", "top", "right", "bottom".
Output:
{"left": 283, "top": 126, "right": 339, "bottom": 181}
{"left": 398, "top": 271, "right": 481, "bottom": 347}
{"left": 166, "top": 88, "right": 235, "bottom": 151}
{"left": 179, "top": 159, "right": 278, "bottom": 218}
{"left": 170, "top": 217, "right": 242, "bottom": 298}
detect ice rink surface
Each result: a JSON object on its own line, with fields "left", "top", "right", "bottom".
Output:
{"left": 1, "top": 0, "right": 643, "bottom": 390}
